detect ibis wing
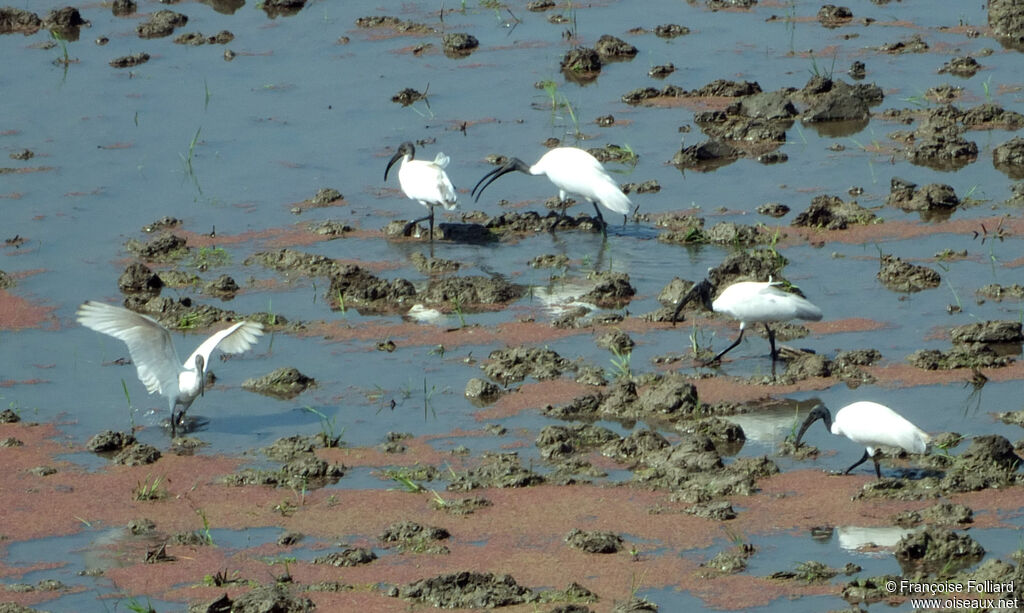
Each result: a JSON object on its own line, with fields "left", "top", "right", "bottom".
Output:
{"left": 758, "top": 285, "right": 823, "bottom": 321}
{"left": 76, "top": 301, "right": 182, "bottom": 397}
{"left": 185, "top": 320, "right": 264, "bottom": 366}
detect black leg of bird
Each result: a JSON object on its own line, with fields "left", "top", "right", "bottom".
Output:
{"left": 843, "top": 449, "right": 871, "bottom": 476}
{"left": 765, "top": 323, "right": 777, "bottom": 359}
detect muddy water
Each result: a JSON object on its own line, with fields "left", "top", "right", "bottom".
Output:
{"left": 3, "top": 0, "right": 1024, "bottom": 611}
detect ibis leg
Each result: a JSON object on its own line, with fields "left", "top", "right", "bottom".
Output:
{"left": 843, "top": 449, "right": 871, "bottom": 475}
{"left": 765, "top": 324, "right": 778, "bottom": 359}
{"left": 402, "top": 214, "right": 431, "bottom": 238}
{"left": 591, "top": 202, "right": 608, "bottom": 236}
{"left": 708, "top": 327, "right": 745, "bottom": 363}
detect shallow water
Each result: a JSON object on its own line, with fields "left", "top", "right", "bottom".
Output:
{"left": 3, "top": 0, "right": 1024, "bottom": 610}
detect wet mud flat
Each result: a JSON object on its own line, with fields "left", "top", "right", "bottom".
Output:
{"left": 4, "top": 0, "right": 1024, "bottom": 612}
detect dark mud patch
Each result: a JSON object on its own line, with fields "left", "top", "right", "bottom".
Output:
{"left": 241, "top": 367, "right": 316, "bottom": 400}
{"left": 483, "top": 346, "right": 575, "bottom": 386}
{"left": 564, "top": 528, "right": 624, "bottom": 553}
{"left": 893, "top": 526, "right": 985, "bottom": 575}
{"left": 379, "top": 521, "right": 450, "bottom": 554}
{"left": 908, "top": 320, "right": 1021, "bottom": 370}
{"left": 884, "top": 178, "right": 960, "bottom": 220}
{"left": 876, "top": 254, "right": 941, "bottom": 292}
{"left": 136, "top": 9, "right": 187, "bottom": 39}
{"left": 393, "top": 571, "right": 534, "bottom": 608}
{"left": 791, "top": 194, "right": 876, "bottom": 230}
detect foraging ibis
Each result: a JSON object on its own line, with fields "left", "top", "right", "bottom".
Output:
{"left": 77, "top": 301, "right": 264, "bottom": 437}
{"left": 673, "top": 278, "right": 822, "bottom": 363}
{"left": 794, "top": 401, "right": 930, "bottom": 478}
{"left": 471, "top": 147, "right": 631, "bottom": 233}
{"left": 384, "top": 141, "right": 457, "bottom": 243}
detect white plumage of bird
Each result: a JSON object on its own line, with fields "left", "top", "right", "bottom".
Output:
{"left": 384, "top": 141, "right": 457, "bottom": 243}
{"left": 794, "top": 401, "right": 930, "bottom": 478}
{"left": 76, "top": 301, "right": 264, "bottom": 437}
{"left": 673, "top": 278, "right": 823, "bottom": 363}
{"left": 471, "top": 146, "right": 631, "bottom": 233}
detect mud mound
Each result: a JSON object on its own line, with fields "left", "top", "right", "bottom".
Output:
{"left": 396, "top": 571, "right": 534, "bottom": 608}
{"left": 792, "top": 194, "right": 875, "bottom": 229}
{"left": 242, "top": 367, "right": 315, "bottom": 400}
{"left": 876, "top": 254, "right": 940, "bottom": 292}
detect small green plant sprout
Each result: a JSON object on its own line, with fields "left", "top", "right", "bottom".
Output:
{"left": 302, "top": 406, "right": 342, "bottom": 447}
{"left": 273, "top": 499, "right": 297, "bottom": 517}
{"left": 123, "top": 596, "right": 156, "bottom": 613}
{"left": 428, "top": 344, "right": 446, "bottom": 357}
{"left": 196, "top": 508, "right": 214, "bottom": 545}
{"left": 177, "top": 311, "right": 200, "bottom": 330}
{"left": 386, "top": 470, "right": 425, "bottom": 494}
{"left": 450, "top": 296, "right": 467, "bottom": 328}
{"left": 609, "top": 346, "right": 632, "bottom": 379}
{"left": 191, "top": 245, "right": 231, "bottom": 270}
{"left": 181, "top": 126, "right": 202, "bottom": 178}
{"left": 428, "top": 489, "right": 448, "bottom": 510}
{"left": 134, "top": 474, "right": 166, "bottom": 501}
{"left": 202, "top": 568, "right": 240, "bottom": 587}
{"left": 50, "top": 30, "right": 75, "bottom": 67}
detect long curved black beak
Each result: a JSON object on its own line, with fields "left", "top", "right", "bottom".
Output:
{"left": 384, "top": 151, "right": 404, "bottom": 182}
{"left": 195, "top": 355, "right": 206, "bottom": 398}
{"left": 793, "top": 404, "right": 831, "bottom": 447}
{"left": 671, "top": 278, "right": 713, "bottom": 327}
{"left": 471, "top": 157, "right": 530, "bottom": 202}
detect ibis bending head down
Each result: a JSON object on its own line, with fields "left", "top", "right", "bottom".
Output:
{"left": 672, "top": 278, "right": 823, "bottom": 364}
{"left": 76, "top": 301, "right": 264, "bottom": 437}
{"left": 384, "top": 141, "right": 457, "bottom": 244}
{"left": 794, "top": 401, "right": 930, "bottom": 478}
{"left": 471, "top": 146, "right": 631, "bottom": 234}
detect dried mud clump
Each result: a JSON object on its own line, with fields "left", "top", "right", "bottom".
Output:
{"left": 894, "top": 526, "right": 985, "bottom": 575}
{"left": 561, "top": 47, "right": 602, "bottom": 80}
{"left": 262, "top": 0, "right": 306, "bottom": 19}
{"left": 136, "top": 10, "right": 187, "bottom": 39}
{"left": 203, "top": 274, "right": 239, "bottom": 299}
{"left": 327, "top": 264, "right": 416, "bottom": 313}
{"left": 906, "top": 105, "right": 979, "bottom": 171}
{"left": 118, "top": 262, "right": 163, "bottom": 296}
{"left": 195, "top": 583, "right": 314, "bottom": 612}
{"left": 961, "top": 103, "right": 1024, "bottom": 129}
{"left": 87, "top": 430, "right": 136, "bottom": 453}
{"left": 654, "top": 23, "right": 690, "bottom": 38}
{"left": 0, "top": 7, "right": 42, "bottom": 35}
{"left": 442, "top": 32, "right": 479, "bottom": 57}
{"left": 595, "top": 34, "right": 637, "bottom": 59}
{"left": 884, "top": 178, "right": 960, "bottom": 216}
{"left": 910, "top": 320, "right": 1021, "bottom": 370}
{"left": 989, "top": 0, "right": 1024, "bottom": 50}
{"left": 483, "top": 346, "right": 573, "bottom": 385}
{"left": 817, "top": 5, "right": 852, "bottom": 28}
{"left": 355, "top": 15, "right": 436, "bottom": 35}
{"left": 977, "top": 283, "right": 1024, "bottom": 301}
{"left": 420, "top": 275, "right": 525, "bottom": 307}
{"left": 537, "top": 424, "right": 619, "bottom": 460}
{"left": 940, "top": 434, "right": 1022, "bottom": 493}
{"left": 379, "top": 521, "right": 450, "bottom": 553}
{"left": 391, "top": 87, "right": 425, "bottom": 106}
{"left": 125, "top": 232, "right": 188, "bottom": 262}
{"left": 876, "top": 254, "right": 940, "bottom": 292}
{"left": 565, "top": 529, "right": 624, "bottom": 554}
{"left": 701, "top": 543, "right": 755, "bottom": 576}
{"left": 0, "top": 270, "right": 14, "bottom": 290}
{"left": 797, "top": 77, "right": 881, "bottom": 123}
{"left": 580, "top": 271, "right": 635, "bottom": 308}
{"left": 792, "top": 194, "right": 876, "bottom": 229}
{"left": 394, "top": 571, "right": 534, "bottom": 608}
{"left": 994, "top": 137, "right": 1024, "bottom": 179}
{"left": 878, "top": 33, "right": 929, "bottom": 54}
{"left": 247, "top": 248, "right": 340, "bottom": 279}
{"left": 242, "top": 367, "right": 315, "bottom": 400}
{"left": 113, "top": 443, "right": 161, "bottom": 466}
{"left": 313, "top": 547, "right": 377, "bottom": 567}
{"left": 672, "top": 139, "right": 742, "bottom": 169}
{"left": 109, "top": 52, "right": 150, "bottom": 68}
{"left": 939, "top": 56, "right": 981, "bottom": 78}
{"left": 448, "top": 452, "right": 545, "bottom": 490}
